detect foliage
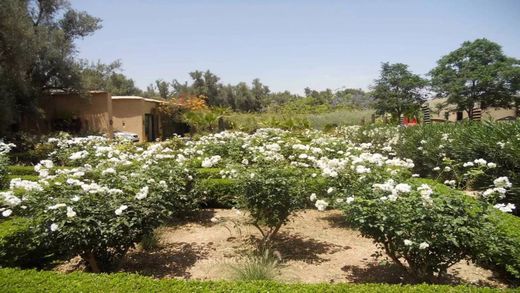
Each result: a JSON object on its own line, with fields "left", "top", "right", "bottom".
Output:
{"left": 0, "top": 0, "right": 101, "bottom": 135}
{"left": 228, "top": 249, "right": 281, "bottom": 281}
{"left": 371, "top": 62, "right": 428, "bottom": 121}
{"left": 429, "top": 38, "right": 520, "bottom": 118}
{"left": 237, "top": 165, "right": 305, "bottom": 247}
{"left": 0, "top": 268, "right": 505, "bottom": 293}
{"left": 341, "top": 179, "right": 495, "bottom": 282}
{"left": 79, "top": 60, "right": 142, "bottom": 96}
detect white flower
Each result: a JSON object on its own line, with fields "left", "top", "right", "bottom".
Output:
{"left": 309, "top": 193, "right": 317, "bottom": 201}
{"left": 346, "top": 196, "right": 355, "bottom": 204}
{"left": 135, "top": 186, "right": 149, "bottom": 200}
{"left": 487, "top": 162, "right": 497, "bottom": 169}
{"left": 419, "top": 242, "right": 430, "bottom": 250}
{"left": 201, "top": 155, "right": 221, "bottom": 168}
{"left": 394, "top": 183, "right": 411, "bottom": 194}
{"left": 433, "top": 167, "right": 440, "bottom": 171}
{"left": 412, "top": 174, "right": 420, "bottom": 178}
{"left": 335, "top": 198, "right": 344, "bottom": 203}
{"left": 404, "top": 239, "right": 413, "bottom": 246}
{"left": 327, "top": 187, "right": 334, "bottom": 194}
{"left": 497, "top": 141, "right": 505, "bottom": 149}
{"left": 115, "top": 205, "right": 128, "bottom": 216}
{"left": 50, "top": 223, "right": 59, "bottom": 232}
{"left": 494, "top": 177, "right": 512, "bottom": 189}
{"left": 463, "top": 162, "right": 474, "bottom": 167}
{"left": 241, "top": 158, "right": 249, "bottom": 165}
{"left": 102, "top": 168, "right": 116, "bottom": 175}
{"left": 444, "top": 180, "right": 456, "bottom": 187}
{"left": 315, "top": 199, "right": 329, "bottom": 211}
{"left": 2, "top": 209, "right": 12, "bottom": 217}
{"left": 66, "top": 207, "right": 76, "bottom": 218}
{"left": 444, "top": 166, "right": 451, "bottom": 172}
{"left": 474, "top": 158, "right": 487, "bottom": 166}
{"left": 1, "top": 191, "right": 21, "bottom": 207}
{"left": 355, "top": 165, "right": 371, "bottom": 174}
{"left": 494, "top": 203, "right": 516, "bottom": 213}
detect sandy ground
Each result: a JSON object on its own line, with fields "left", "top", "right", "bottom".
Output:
{"left": 56, "top": 209, "right": 508, "bottom": 287}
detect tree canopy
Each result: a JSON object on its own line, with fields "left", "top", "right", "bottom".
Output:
{"left": 371, "top": 62, "right": 427, "bottom": 119}
{"left": 0, "top": 0, "right": 101, "bottom": 134}
{"left": 429, "top": 38, "right": 520, "bottom": 117}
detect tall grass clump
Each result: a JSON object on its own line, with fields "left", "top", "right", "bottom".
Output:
{"left": 228, "top": 249, "right": 281, "bottom": 281}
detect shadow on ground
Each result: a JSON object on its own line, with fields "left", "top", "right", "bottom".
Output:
{"left": 120, "top": 242, "right": 210, "bottom": 278}
{"left": 271, "top": 232, "right": 349, "bottom": 264}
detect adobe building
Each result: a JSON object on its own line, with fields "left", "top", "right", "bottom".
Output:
{"left": 21, "top": 91, "right": 164, "bottom": 142}
{"left": 423, "top": 97, "right": 518, "bottom": 123}
{"left": 112, "top": 96, "right": 162, "bottom": 142}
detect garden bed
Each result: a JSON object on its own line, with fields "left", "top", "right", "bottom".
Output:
{"left": 54, "top": 209, "right": 508, "bottom": 288}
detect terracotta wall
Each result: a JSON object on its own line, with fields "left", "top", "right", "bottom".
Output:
{"left": 426, "top": 98, "right": 517, "bottom": 122}
{"left": 24, "top": 92, "right": 113, "bottom": 137}
{"left": 112, "top": 99, "right": 145, "bottom": 141}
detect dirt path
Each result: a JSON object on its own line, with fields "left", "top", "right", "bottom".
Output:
{"left": 114, "top": 209, "right": 506, "bottom": 287}
{"left": 54, "top": 208, "right": 507, "bottom": 287}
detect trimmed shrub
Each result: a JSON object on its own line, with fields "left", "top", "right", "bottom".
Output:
{"left": 0, "top": 217, "right": 61, "bottom": 268}
{"left": 0, "top": 268, "right": 505, "bottom": 292}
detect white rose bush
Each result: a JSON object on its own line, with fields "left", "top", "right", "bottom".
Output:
{"left": 1, "top": 121, "right": 520, "bottom": 282}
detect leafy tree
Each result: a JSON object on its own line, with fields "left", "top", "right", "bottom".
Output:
{"left": 371, "top": 62, "right": 427, "bottom": 120}
{"left": 0, "top": 0, "right": 101, "bottom": 135}
{"left": 79, "top": 60, "right": 142, "bottom": 96}
{"left": 155, "top": 80, "right": 170, "bottom": 99}
{"left": 430, "top": 39, "right": 520, "bottom": 118}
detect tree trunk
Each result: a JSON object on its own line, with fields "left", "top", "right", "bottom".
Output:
{"left": 82, "top": 252, "right": 101, "bottom": 273}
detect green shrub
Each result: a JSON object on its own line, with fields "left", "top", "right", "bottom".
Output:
{"left": 342, "top": 178, "right": 492, "bottom": 282}
{"left": 7, "top": 165, "right": 37, "bottom": 176}
{"left": 0, "top": 268, "right": 505, "bottom": 292}
{"left": 228, "top": 249, "right": 280, "bottom": 281}
{"left": 0, "top": 156, "right": 7, "bottom": 190}
{"left": 194, "top": 178, "right": 238, "bottom": 208}
{"left": 237, "top": 165, "right": 305, "bottom": 248}
{"left": 0, "top": 217, "right": 60, "bottom": 268}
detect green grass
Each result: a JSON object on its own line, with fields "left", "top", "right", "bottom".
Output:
{"left": 0, "top": 268, "right": 508, "bottom": 292}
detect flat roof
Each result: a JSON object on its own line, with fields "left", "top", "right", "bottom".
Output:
{"left": 112, "top": 96, "right": 165, "bottom": 103}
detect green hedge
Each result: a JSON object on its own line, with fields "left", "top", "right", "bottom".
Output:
{"left": 0, "top": 268, "right": 507, "bottom": 292}
{"left": 0, "top": 218, "right": 39, "bottom": 268}
{"left": 7, "top": 175, "right": 39, "bottom": 182}
{"left": 7, "top": 165, "right": 37, "bottom": 176}
{"left": 195, "top": 178, "right": 238, "bottom": 208}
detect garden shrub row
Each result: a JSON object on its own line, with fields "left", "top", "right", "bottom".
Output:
{"left": 7, "top": 165, "right": 37, "bottom": 176}
{"left": 414, "top": 179, "right": 520, "bottom": 281}
{"left": 0, "top": 217, "right": 60, "bottom": 268}
{"left": 0, "top": 268, "right": 507, "bottom": 292}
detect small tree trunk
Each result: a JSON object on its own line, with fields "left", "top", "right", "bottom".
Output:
{"left": 82, "top": 252, "right": 101, "bottom": 273}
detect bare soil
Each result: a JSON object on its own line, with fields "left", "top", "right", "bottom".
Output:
{"left": 54, "top": 209, "right": 509, "bottom": 287}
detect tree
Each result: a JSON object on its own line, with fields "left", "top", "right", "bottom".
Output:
{"left": 0, "top": 0, "right": 101, "bottom": 135}
{"left": 430, "top": 39, "right": 520, "bottom": 118}
{"left": 371, "top": 62, "right": 427, "bottom": 120}
{"left": 155, "top": 80, "right": 171, "bottom": 99}
{"left": 79, "top": 60, "right": 142, "bottom": 96}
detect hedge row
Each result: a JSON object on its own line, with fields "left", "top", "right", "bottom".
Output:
{"left": 0, "top": 268, "right": 507, "bottom": 292}
{"left": 0, "top": 217, "right": 52, "bottom": 268}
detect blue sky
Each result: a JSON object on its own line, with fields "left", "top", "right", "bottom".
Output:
{"left": 71, "top": 0, "right": 520, "bottom": 94}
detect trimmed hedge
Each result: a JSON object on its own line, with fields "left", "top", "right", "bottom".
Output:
{"left": 7, "top": 175, "right": 39, "bottom": 182}
{"left": 195, "top": 178, "right": 238, "bottom": 208}
{"left": 0, "top": 218, "right": 39, "bottom": 267}
{"left": 0, "top": 268, "right": 507, "bottom": 292}
{"left": 7, "top": 165, "right": 37, "bottom": 176}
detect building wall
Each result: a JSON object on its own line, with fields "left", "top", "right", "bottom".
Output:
{"left": 112, "top": 99, "right": 145, "bottom": 141}
{"left": 112, "top": 98, "right": 162, "bottom": 142}
{"left": 426, "top": 98, "right": 517, "bottom": 122}
{"left": 31, "top": 92, "right": 113, "bottom": 136}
